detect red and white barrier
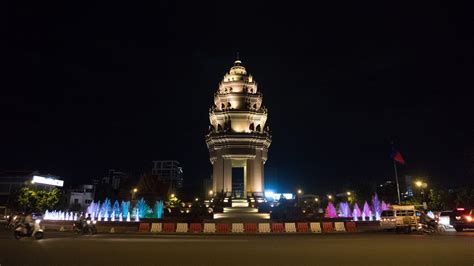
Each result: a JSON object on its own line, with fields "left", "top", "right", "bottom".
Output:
{"left": 203, "top": 223, "right": 216, "bottom": 233}
{"left": 334, "top": 222, "right": 346, "bottom": 232}
{"left": 216, "top": 223, "right": 230, "bottom": 233}
{"left": 162, "top": 223, "right": 175, "bottom": 233}
{"left": 176, "top": 223, "right": 188, "bottom": 233}
{"left": 138, "top": 223, "right": 150, "bottom": 233}
{"left": 345, "top": 221, "right": 357, "bottom": 232}
{"left": 271, "top": 223, "right": 285, "bottom": 233}
{"left": 258, "top": 223, "right": 271, "bottom": 233}
{"left": 105, "top": 221, "right": 358, "bottom": 234}
{"left": 322, "top": 222, "right": 334, "bottom": 233}
{"left": 310, "top": 222, "right": 322, "bottom": 233}
{"left": 150, "top": 223, "right": 162, "bottom": 233}
{"left": 244, "top": 223, "right": 258, "bottom": 233}
{"left": 284, "top": 223, "right": 297, "bottom": 233}
{"left": 190, "top": 223, "right": 202, "bottom": 233}
{"left": 297, "top": 222, "right": 309, "bottom": 233}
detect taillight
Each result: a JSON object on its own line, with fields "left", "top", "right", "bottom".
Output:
{"left": 465, "top": 215, "right": 473, "bottom": 222}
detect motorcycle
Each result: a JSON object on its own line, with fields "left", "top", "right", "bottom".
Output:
{"left": 6, "top": 215, "right": 21, "bottom": 230}
{"left": 73, "top": 220, "right": 97, "bottom": 235}
{"left": 417, "top": 222, "right": 439, "bottom": 234}
{"left": 14, "top": 219, "right": 44, "bottom": 240}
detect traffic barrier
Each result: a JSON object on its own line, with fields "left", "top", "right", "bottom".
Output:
{"left": 163, "top": 223, "right": 175, "bottom": 233}
{"left": 334, "top": 222, "right": 346, "bottom": 232}
{"left": 322, "top": 222, "right": 334, "bottom": 233}
{"left": 176, "top": 223, "right": 188, "bottom": 233}
{"left": 297, "top": 222, "right": 309, "bottom": 233}
{"left": 309, "top": 223, "right": 322, "bottom": 234}
{"left": 284, "top": 223, "right": 297, "bottom": 233}
{"left": 232, "top": 223, "right": 244, "bottom": 233}
{"left": 150, "top": 223, "right": 162, "bottom": 233}
{"left": 271, "top": 223, "right": 285, "bottom": 233}
{"left": 203, "top": 223, "right": 216, "bottom": 233}
{"left": 190, "top": 223, "right": 202, "bottom": 233}
{"left": 216, "top": 223, "right": 230, "bottom": 233}
{"left": 138, "top": 223, "right": 151, "bottom": 233}
{"left": 345, "top": 221, "right": 357, "bottom": 232}
{"left": 310, "top": 222, "right": 322, "bottom": 233}
{"left": 258, "top": 223, "right": 271, "bottom": 233}
{"left": 244, "top": 223, "right": 258, "bottom": 233}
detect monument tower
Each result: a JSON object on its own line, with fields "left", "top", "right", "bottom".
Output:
{"left": 205, "top": 57, "right": 272, "bottom": 200}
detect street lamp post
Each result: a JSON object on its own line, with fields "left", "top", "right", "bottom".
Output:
{"left": 131, "top": 188, "right": 138, "bottom": 202}
{"left": 415, "top": 180, "right": 428, "bottom": 205}
{"left": 297, "top": 189, "right": 303, "bottom": 204}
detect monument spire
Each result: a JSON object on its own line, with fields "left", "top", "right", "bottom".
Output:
{"left": 234, "top": 51, "right": 242, "bottom": 65}
{"left": 205, "top": 57, "right": 271, "bottom": 200}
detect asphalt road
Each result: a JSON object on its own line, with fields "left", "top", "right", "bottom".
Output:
{"left": 0, "top": 230, "right": 473, "bottom": 266}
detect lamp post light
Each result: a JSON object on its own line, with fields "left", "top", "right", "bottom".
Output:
{"left": 208, "top": 190, "right": 214, "bottom": 197}
{"left": 131, "top": 188, "right": 138, "bottom": 202}
{"left": 327, "top": 194, "right": 333, "bottom": 200}
{"left": 415, "top": 180, "right": 427, "bottom": 202}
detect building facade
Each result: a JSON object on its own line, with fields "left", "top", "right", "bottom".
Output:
{"left": 67, "top": 184, "right": 95, "bottom": 209}
{"left": 151, "top": 160, "right": 183, "bottom": 189}
{"left": 100, "top": 169, "right": 129, "bottom": 190}
{"left": 205, "top": 58, "right": 272, "bottom": 198}
{"left": 0, "top": 171, "right": 63, "bottom": 206}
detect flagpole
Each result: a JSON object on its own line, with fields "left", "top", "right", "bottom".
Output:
{"left": 393, "top": 160, "right": 401, "bottom": 205}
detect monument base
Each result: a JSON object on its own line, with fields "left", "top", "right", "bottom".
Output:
{"left": 214, "top": 199, "right": 270, "bottom": 220}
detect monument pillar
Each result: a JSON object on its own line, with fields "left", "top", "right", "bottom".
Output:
{"left": 205, "top": 57, "right": 272, "bottom": 199}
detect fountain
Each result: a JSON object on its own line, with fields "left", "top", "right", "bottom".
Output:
{"left": 137, "top": 198, "right": 148, "bottom": 218}
{"left": 121, "top": 201, "right": 130, "bottom": 219}
{"left": 338, "top": 202, "right": 351, "bottom": 217}
{"left": 371, "top": 193, "right": 382, "bottom": 221}
{"left": 113, "top": 200, "right": 120, "bottom": 219}
{"left": 135, "top": 208, "right": 140, "bottom": 222}
{"left": 45, "top": 197, "right": 163, "bottom": 222}
{"left": 44, "top": 210, "right": 79, "bottom": 221}
{"left": 154, "top": 200, "right": 164, "bottom": 219}
{"left": 362, "top": 201, "right": 371, "bottom": 221}
{"left": 325, "top": 202, "right": 337, "bottom": 218}
{"left": 353, "top": 203, "right": 361, "bottom": 221}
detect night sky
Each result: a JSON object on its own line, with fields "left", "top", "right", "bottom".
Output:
{"left": 3, "top": 1, "right": 472, "bottom": 194}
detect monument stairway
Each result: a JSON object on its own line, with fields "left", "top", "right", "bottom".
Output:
{"left": 213, "top": 199, "right": 270, "bottom": 220}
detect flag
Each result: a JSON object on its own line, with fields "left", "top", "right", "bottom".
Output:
{"left": 391, "top": 147, "right": 406, "bottom": 165}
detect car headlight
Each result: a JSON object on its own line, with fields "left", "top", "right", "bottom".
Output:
{"left": 35, "top": 219, "right": 41, "bottom": 224}
{"left": 92, "top": 220, "right": 97, "bottom": 224}
{"left": 86, "top": 220, "right": 91, "bottom": 224}
{"left": 455, "top": 216, "right": 461, "bottom": 220}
